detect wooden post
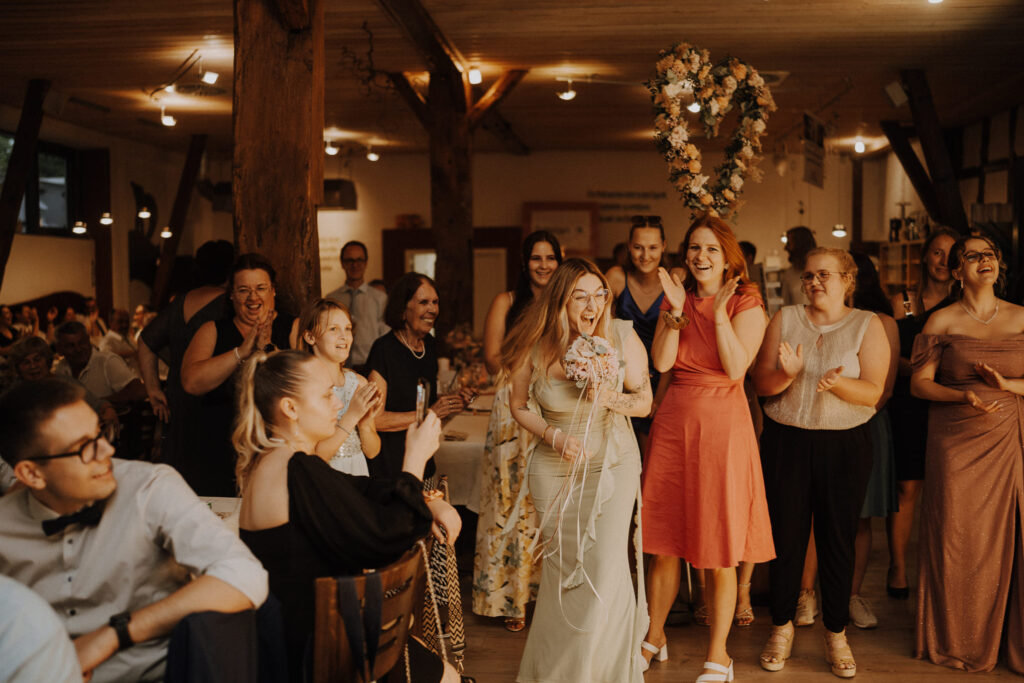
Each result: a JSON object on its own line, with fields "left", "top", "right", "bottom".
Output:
{"left": 881, "top": 120, "right": 944, "bottom": 224}
{"left": 233, "top": 0, "right": 324, "bottom": 316}
{"left": 150, "top": 134, "right": 207, "bottom": 309}
{"left": 851, "top": 157, "right": 864, "bottom": 251}
{"left": 0, "top": 79, "right": 49, "bottom": 283}
{"left": 75, "top": 149, "right": 113, "bottom": 315}
{"left": 901, "top": 69, "right": 969, "bottom": 233}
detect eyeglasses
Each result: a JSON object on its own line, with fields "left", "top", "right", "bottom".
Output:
{"left": 341, "top": 257, "right": 368, "bottom": 265}
{"left": 631, "top": 215, "right": 662, "bottom": 227}
{"left": 799, "top": 270, "right": 846, "bottom": 284}
{"left": 234, "top": 285, "right": 271, "bottom": 297}
{"left": 962, "top": 250, "right": 997, "bottom": 265}
{"left": 570, "top": 288, "right": 610, "bottom": 306}
{"left": 27, "top": 422, "right": 119, "bottom": 464}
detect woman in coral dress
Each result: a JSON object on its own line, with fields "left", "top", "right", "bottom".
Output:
{"left": 911, "top": 233, "right": 1024, "bottom": 673}
{"left": 641, "top": 215, "right": 774, "bottom": 682}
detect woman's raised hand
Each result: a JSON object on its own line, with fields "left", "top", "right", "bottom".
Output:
{"left": 404, "top": 410, "right": 442, "bottom": 466}
{"left": 963, "top": 389, "right": 1000, "bottom": 414}
{"left": 657, "top": 267, "right": 686, "bottom": 313}
{"left": 347, "top": 381, "right": 380, "bottom": 421}
{"left": 713, "top": 276, "right": 740, "bottom": 316}
{"left": 778, "top": 342, "right": 804, "bottom": 378}
{"left": 816, "top": 365, "right": 844, "bottom": 393}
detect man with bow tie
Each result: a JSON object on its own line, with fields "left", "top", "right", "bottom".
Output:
{"left": 0, "top": 379, "right": 268, "bottom": 682}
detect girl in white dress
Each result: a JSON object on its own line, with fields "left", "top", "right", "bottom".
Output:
{"left": 299, "top": 299, "right": 382, "bottom": 475}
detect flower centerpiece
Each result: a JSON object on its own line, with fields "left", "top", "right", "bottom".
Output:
{"left": 562, "top": 334, "right": 620, "bottom": 389}
{"left": 647, "top": 42, "right": 776, "bottom": 217}
{"left": 443, "top": 323, "right": 490, "bottom": 390}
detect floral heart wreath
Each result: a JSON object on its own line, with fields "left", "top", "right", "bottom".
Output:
{"left": 647, "top": 43, "right": 777, "bottom": 217}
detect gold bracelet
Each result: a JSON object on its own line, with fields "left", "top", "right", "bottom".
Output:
{"left": 423, "top": 489, "right": 444, "bottom": 503}
{"left": 661, "top": 310, "right": 690, "bottom": 330}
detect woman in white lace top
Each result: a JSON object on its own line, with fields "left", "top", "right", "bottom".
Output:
{"left": 298, "top": 299, "right": 382, "bottom": 476}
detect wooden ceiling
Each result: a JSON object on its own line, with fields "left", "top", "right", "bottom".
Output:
{"left": 1, "top": 0, "right": 1022, "bottom": 158}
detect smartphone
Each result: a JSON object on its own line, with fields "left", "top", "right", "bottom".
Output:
{"left": 415, "top": 378, "right": 430, "bottom": 424}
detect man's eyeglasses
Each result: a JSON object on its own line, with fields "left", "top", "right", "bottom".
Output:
{"left": 631, "top": 215, "right": 662, "bottom": 227}
{"left": 570, "top": 289, "right": 610, "bottom": 306}
{"left": 27, "top": 422, "right": 119, "bottom": 464}
{"left": 799, "top": 270, "right": 846, "bottom": 285}
{"left": 962, "top": 250, "right": 997, "bottom": 265}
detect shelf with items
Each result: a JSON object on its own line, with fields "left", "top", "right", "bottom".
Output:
{"left": 878, "top": 239, "right": 924, "bottom": 297}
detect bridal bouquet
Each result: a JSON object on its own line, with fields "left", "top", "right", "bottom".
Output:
{"left": 562, "top": 334, "right": 620, "bottom": 388}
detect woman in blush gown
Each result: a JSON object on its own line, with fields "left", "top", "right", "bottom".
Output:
{"left": 911, "top": 233, "right": 1024, "bottom": 673}
{"left": 503, "top": 258, "right": 652, "bottom": 683}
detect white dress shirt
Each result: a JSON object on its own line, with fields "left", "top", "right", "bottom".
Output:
{"left": 325, "top": 282, "right": 390, "bottom": 366}
{"left": 0, "top": 459, "right": 268, "bottom": 683}
{"left": 55, "top": 348, "right": 138, "bottom": 400}
{"left": 0, "top": 574, "right": 81, "bottom": 683}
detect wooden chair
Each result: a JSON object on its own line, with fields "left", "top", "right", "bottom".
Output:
{"left": 312, "top": 545, "right": 426, "bottom": 683}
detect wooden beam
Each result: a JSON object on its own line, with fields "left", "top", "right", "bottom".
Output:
{"left": 0, "top": 78, "right": 49, "bottom": 283}
{"left": 467, "top": 69, "right": 526, "bottom": 129}
{"left": 480, "top": 110, "right": 530, "bottom": 156}
{"left": 271, "top": 0, "right": 309, "bottom": 30}
{"left": 374, "top": 0, "right": 466, "bottom": 79}
{"left": 901, "top": 69, "right": 969, "bottom": 233}
{"left": 880, "top": 120, "right": 943, "bottom": 224}
{"left": 151, "top": 135, "right": 207, "bottom": 309}
{"left": 74, "top": 149, "right": 113, "bottom": 316}
{"left": 851, "top": 156, "right": 863, "bottom": 251}
{"left": 234, "top": 0, "right": 324, "bottom": 315}
{"left": 386, "top": 72, "right": 431, "bottom": 128}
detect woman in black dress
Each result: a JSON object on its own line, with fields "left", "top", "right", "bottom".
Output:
{"left": 182, "top": 253, "right": 299, "bottom": 495}
{"left": 233, "top": 349, "right": 462, "bottom": 682}
{"left": 366, "top": 272, "right": 472, "bottom": 479}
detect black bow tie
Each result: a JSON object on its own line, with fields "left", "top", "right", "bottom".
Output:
{"left": 42, "top": 500, "right": 106, "bottom": 536}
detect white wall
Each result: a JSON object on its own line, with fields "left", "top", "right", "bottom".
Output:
{"left": 318, "top": 148, "right": 858, "bottom": 290}
{"left": 0, "top": 234, "right": 94, "bottom": 303}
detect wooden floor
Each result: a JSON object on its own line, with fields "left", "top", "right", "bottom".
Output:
{"left": 457, "top": 518, "right": 1016, "bottom": 681}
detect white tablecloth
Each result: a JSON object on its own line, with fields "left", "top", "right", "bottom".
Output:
{"left": 434, "top": 413, "right": 489, "bottom": 512}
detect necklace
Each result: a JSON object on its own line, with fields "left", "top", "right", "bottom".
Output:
{"left": 398, "top": 330, "right": 426, "bottom": 359}
{"left": 959, "top": 300, "right": 999, "bottom": 325}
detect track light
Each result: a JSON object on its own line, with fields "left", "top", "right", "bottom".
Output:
{"left": 325, "top": 141, "right": 339, "bottom": 156}
{"left": 687, "top": 101, "right": 701, "bottom": 113}
{"left": 99, "top": 212, "right": 113, "bottom": 225}
{"left": 854, "top": 136, "right": 865, "bottom": 154}
{"left": 201, "top": 70, "right": 219, "bottom": 85}
{"left": 832, "top": 224, "right": 848, "bottom": 238}
{"left": 557, "top": 80, "right": 577, "bottom": 101}
{"left": 780, "top": 233, "right": 788, "bottom": 244}
{"left": 160, "top": 107, "right": 176, "bottom": 127}
{"left": 72, "top": 221, "right": 87, "bottom": 235}
{"left": 468, "top": 67, "right": 482, "bottom": 85}
{"left": 137, "top": 207, "right": 151, "bottom": 219}
{"left": 366, "top": 147, "right": 380, "bottom": 162}
{"left": 160, "top": 227, "right": 173, "bottom": 239}
{"left": 164, "top": 85, "right": 176, "bottom": 94}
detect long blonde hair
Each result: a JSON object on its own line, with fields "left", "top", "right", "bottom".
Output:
{"left": 232, "top": 349, "right": 314, "bottom": 490}
{"left": 500, "top": 258, "right": 612, "bottom": 381}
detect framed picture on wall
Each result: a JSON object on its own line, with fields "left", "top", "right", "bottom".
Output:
{"left": 522, "top": 202, "right": 599, "bottom": 258}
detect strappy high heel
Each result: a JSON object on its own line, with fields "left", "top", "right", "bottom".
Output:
{"left": 759, "top": 621, "right": 794, "bottom": 672}
{"left": 640, "top": 640, "right": 668, "bottom": 672}
{"left": 696, "top": 659, "right": 734, "bottom": 682}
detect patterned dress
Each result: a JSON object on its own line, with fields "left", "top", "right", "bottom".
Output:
{"left": 471, "top": 384, "right": 542, "bottom": 618}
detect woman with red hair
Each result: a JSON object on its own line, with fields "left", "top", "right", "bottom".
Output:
{"left": 640, "top": 215, "right": 774, "bottom": 681}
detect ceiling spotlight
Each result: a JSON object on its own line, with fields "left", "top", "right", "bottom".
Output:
{"left": 72, "top": 221, "right": 87, "bottom": 235}
{"left": 687, "top": 101, "right": 701, "bottom": 113}
{"left": 99, "top": 212, "right": 113, "bottom": 225}
{"left": 780, "top": 233, "right": 788, "bottom": 244}
{"left": 366, "top": 147, "right": 380, "bottom": 162}
{"left": 160, "top": 107, "right": 176, "bottom": 127}
{"left": 832, "top": 224, "right": 848, "bottom": 238}
{"left": 557, "top": 80, "right": 577, "bottom": 101}
{"left": 928, "top": 0, "right": 942, "bottom": 3}
{"left": 325, "top": 141, "right": 339, "bottom": 156}
{"left": 137, "top": 207, "right": 151, "bottom": 219}
{"left": 160, "top": 227, "right": 173, "bottom": 239}
{"left": 164, "top": 85, "right": 176, "bottom": 94}
{"left": 854, "top": 136, "right": 866, "bottom": 154}
{"left": 201, "top": 70, "right": 219, "bottom": 85}
{"left": 468, "top": 67, "right": 482, "bottom": 85}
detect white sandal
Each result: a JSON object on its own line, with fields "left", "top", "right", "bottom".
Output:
{"left": 696, "top": 659, "right": 734, "bottom": 682}
{"left": 640, "top": 640, "right": 668, "bottom": 672}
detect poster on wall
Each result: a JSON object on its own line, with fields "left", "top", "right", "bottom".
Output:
{"left": 522, "top": 202, "right": 599, "bottom": 258}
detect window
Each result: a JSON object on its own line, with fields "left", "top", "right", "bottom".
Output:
{"left": 0, "top": 131, "right": 75, "bottom": 236}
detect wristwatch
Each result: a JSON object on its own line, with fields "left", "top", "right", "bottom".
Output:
{"left": 108, "top": 611, "right": 134, "bottom": 651}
